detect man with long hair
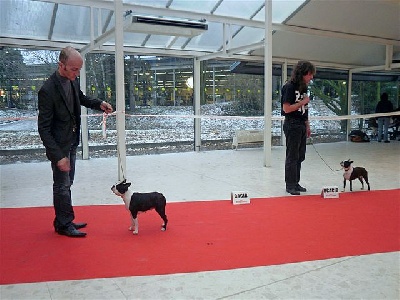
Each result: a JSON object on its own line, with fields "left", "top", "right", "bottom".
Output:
{"left": 281, "top": 61, "right": 316, "bottom": 195}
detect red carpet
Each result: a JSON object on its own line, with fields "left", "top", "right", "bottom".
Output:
{"left": 1, "top": 189, "right": 399, "bottom": 284}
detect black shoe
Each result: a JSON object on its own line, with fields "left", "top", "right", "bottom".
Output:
{"left": 296, "top": 185, "right": 307, "bottom": 192}
{"left": 286, "top": 188, "right": 300, "bottom": 195}
{"left": 384, "top": 140, "right": 390, "bottom": 143}
{"left": 72, "top": 222, "right": 87, "bottom": 229}
{"left": 56, "top": 226, "right": 86, "bottom": 237}
{"left": 54, "top": 222, "right": 87, "bottom": 232}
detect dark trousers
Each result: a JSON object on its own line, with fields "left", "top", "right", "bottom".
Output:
{"left": 283, "top": 118, "right": 307, "bottom": 189}
{"left": 51, "top": 146, "right": 77, "bottom": 230}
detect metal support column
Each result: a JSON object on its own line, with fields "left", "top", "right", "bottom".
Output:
{"left": 280, "top": 60, "right": 287, "bottom": 146}
{"left": 80, "top": 59, "right": 89, "bottom": 159}
{"left": 346, "top": 70, "right": 353, "bottom": 141}
{"left": 263, "top": 0, "right": 273, "bottom": 167}
{"left": 194, "top": 58, "right": 201, "bottom": 152}
{"left": 114, "top": 0, "right": 126, "bottom": 180}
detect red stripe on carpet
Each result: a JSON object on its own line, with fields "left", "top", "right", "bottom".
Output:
{"left": 1, "top": 189, "right": 399, "bottom": 284}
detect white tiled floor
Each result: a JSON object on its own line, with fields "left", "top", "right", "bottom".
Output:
{"left": 1, "top": 141, "right": 399, "bottom": 299}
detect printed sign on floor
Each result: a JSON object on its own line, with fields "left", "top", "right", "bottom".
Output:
{"left": 231, "top": 191, "right": 250, "bottom": 205}
{"left": 321, "top": 186, "right": 339, "bottom": 198}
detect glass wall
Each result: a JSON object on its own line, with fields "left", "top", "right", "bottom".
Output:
{"left": 351, "top": 76, "right": 399, "bottom": 140}
{"left": 0, "top": 47, "right": 399, "bottom": 164}
{"left": 310, "top": 70, "right": 349, "bottom": 142}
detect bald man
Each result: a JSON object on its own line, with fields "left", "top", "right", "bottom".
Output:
{"left": 38, "top": 46, "right": 113, "bottom": 237}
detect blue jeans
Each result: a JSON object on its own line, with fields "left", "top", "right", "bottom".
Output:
{"left": 283, "top": 118, "right": 307, "bottom": 189}
{"left": 377, "top": 117, "right": 390, "bottom": 142}
{"left": 51, "top": 146, "right": 77, "bottom": 230}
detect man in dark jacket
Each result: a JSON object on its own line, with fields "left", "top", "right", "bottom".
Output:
{"left": 375, "top": 92, "right": 393, "bottom": 143}
{"left": 38, "top": 46, "right": 113, "bottom": 237}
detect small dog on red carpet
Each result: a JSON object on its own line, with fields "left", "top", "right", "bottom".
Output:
{"left": 111, "top": 179, "right": 168, "bottom": 235}
{"left": 340, "top": 159, "right": 370, "bottom": 192}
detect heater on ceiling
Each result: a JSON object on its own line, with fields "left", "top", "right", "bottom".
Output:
{"left": 124, "top": 15, "right": 208, "bottom": 37}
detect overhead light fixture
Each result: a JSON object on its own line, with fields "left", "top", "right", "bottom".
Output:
{"left": 124, "top": 15, "right": 208, "bottom": 37}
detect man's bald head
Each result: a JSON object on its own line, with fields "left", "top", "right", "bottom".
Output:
{"left": 58, "top": 46, "right": 83, "bottom": 81}
{"left": 59, "top": 46, "right": 82, "bottom": 65}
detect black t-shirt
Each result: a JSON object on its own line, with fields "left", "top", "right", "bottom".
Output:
{"left": 281, "top": 81, "right": 308, "bottom": 122}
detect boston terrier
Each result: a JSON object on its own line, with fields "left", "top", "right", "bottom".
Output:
{"left": 111, "top": 179, "right": 168, "bottom": 235}
{"left": 340, "top": 159, "right": 370, "bottom": 192}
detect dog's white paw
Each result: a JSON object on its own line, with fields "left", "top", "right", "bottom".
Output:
{"left": 161, "top": 228, "right": 166, "bottom": 231}
{"left": 128, "top": 226, "right": 134, "bottom": 231}
{"left": 133, "top": 231, "right": 138, "bottom": 235}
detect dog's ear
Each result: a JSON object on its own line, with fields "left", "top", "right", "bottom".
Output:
{"left": 349, "top": 160, "right": 354, "bottom": 164}
{"left": 126, "top": 182, "right": 131, "bottom": 187}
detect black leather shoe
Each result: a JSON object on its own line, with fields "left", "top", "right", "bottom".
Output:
{"left": 56, "top": 226, "right": 87, "bottom": 237}
{"left": 286, "top": 188, "right": 300, "bottom": 195}
{"left": 296, "top": 185, "right": 307, "bottom": 192}
{"left": 72, "top": 222, "right": 87, "bottom": 229}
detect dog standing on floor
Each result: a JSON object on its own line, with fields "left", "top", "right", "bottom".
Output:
{"left": 111, "top": 179, "right": 168, "bottom": 235}
{"left": 340, "top": 159, "right": 370, "bottom": 192}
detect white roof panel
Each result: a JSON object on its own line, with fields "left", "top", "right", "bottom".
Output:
{"left": 288, "top": 0, "right": 400, "bottom": 41}
{"left": 0, "top": 0, "right": 399, "bottom": 70}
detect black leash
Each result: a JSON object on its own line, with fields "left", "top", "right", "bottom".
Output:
{"left": 309, "top": 137, "right": 342, "bottom": 173}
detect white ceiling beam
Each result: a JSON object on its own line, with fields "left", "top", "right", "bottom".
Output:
{"left": 1, "top": 36, "right": 394, "bottom": 71}
{"left": 352, "top": 63, "right": 400, "bottom": 73}
{"left": 35, "top": 0, "right": 115, "bottom": 10}
{"left": 273, "top": 24, "right": 400, "bottom": 47}
{"left": 0, "top": 37, "right": 83, "bottom": 50}
{"left": 0, "top": 36, "right": 375, "bottom": 70}
{"left": 391, "top": 63, "right": 400, "bottom": 69}
{"left": 80, "top": 27, "right": 116, "bottom": 55}
{"left": 197, "top": 41, "right": 264, "bottom": 62}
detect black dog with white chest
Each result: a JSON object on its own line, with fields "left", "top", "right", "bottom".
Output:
{"left": 111, "top": 179, "right": 168, "bottom": 235}
{"left": 340, "top": 159, "right": 370, "bottom": 192}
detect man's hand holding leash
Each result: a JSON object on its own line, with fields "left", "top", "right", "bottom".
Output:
{"left": 100, "top": 101, "right": 113, "bottom": 114}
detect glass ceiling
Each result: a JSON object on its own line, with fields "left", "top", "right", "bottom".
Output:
{"left": 1, "top": 0, "right": 399, "bottom": 70}
{"left": 0, "top": 0, "right": 305, "bottom": 53}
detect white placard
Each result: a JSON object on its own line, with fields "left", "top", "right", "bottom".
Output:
{"left": 231, "top": 191, "right": 250, "bottom": 205}
{"left": 321, "top": 186, "right": 339, "bottom": 198}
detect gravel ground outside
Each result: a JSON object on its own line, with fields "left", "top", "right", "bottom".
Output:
{"left": 0, "top": 103, "right": 345, "bottom": 165}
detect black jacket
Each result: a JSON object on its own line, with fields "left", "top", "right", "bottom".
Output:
{"left": 375, "top": 99, "right": 393, "bottom": 117}
{"left": 38, "top": 72, "right": 103, "bottom": 163}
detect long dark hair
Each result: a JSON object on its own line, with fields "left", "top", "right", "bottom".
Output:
{"left": 290, "top": 60, "right": 316, "bottom": 93}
